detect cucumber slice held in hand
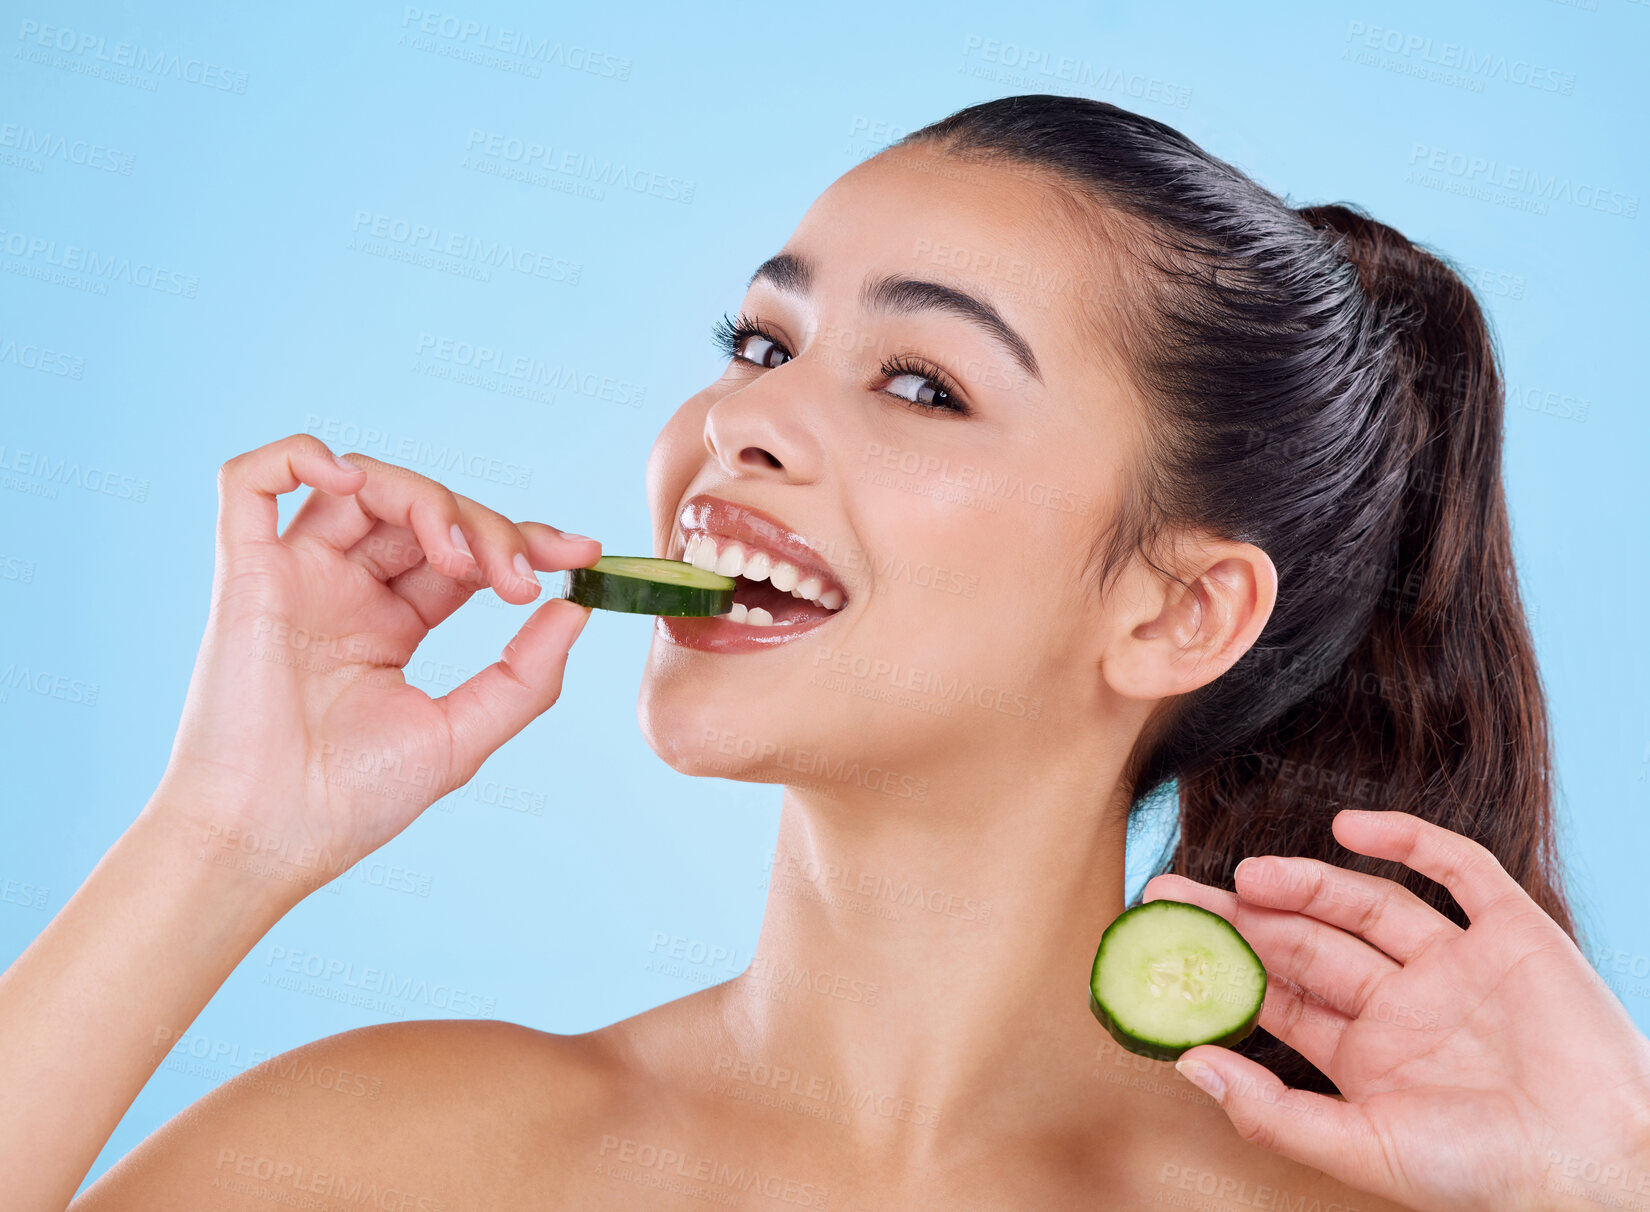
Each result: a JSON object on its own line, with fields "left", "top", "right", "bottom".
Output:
{"left": 1088, "top": 899, "right": 1267, "bottom": 1062}
{"left": 562, "top": 556, "right": 736, "bottom": 617}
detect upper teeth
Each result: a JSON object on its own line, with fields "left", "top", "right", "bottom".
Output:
{"left": 682, "top": 533, "right": 846, "bottom": 616}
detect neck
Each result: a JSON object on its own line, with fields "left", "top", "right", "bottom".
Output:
{"left": 711, "top": 742, "right": 1138, "bottom": 1158}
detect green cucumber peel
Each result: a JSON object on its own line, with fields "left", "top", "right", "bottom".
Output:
{"left": 562, "top": 555, "right": 736, "bottom": 617}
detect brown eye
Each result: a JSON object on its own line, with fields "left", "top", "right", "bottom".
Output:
{"left": 885, "top": 370, "right": 954, "bottom": 411}
{"left": 711, "top": 312, "right": 795, "bottom": 371}
{"left": 879, "top": 354, "right": 970, "bottom": 416}
{"left": 737, "top": 333, "right": 791, "bottom": 369}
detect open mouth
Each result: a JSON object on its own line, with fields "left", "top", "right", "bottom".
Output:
{"left": 659, "top": 494, "right": 849, "bottom": 648}
{"left": 684, "top": 533, "right": 846, "bottom": 625}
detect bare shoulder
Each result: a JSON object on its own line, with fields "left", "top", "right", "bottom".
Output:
{"left": 1154, "top": 1105, "right": 1417, "bottom": 1212}
{"left": 1084, "top": 1041, "right": 1416, "bottom": 1212}
{"left": 71, "top": 1017, "right": 624, "bottom": 1211}
{"left": 1135, "top": 1116, "right": 1417, "bottom": 1212}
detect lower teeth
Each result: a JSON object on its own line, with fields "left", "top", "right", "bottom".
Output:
{"left": 718, "top": 599, "right": 842, "bottom": 627}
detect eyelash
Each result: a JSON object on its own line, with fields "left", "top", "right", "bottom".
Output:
{"left": 710, "top": 311, "right": 970, "bottom": 416}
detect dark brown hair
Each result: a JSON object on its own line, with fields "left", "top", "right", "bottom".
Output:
{"left": 892, "top": 95, "right": 1575, "bottom": 1094}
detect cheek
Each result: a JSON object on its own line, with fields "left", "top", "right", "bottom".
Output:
{"left": 850, "top": 508, "right": 1052, "bottom": 669}
{"left": 896, "top": 504, "right": 1094, "bottom": 669}
{"left": 646, "top": 392, "right": 715, "bottom": 544}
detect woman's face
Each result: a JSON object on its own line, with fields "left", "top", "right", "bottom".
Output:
{"left": 639, "top": 142, "right": 1148, "bottom": 793}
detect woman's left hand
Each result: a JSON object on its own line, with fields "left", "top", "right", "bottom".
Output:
{"left": 1143, "top": 808, "right": 1650, "bottom": 1212}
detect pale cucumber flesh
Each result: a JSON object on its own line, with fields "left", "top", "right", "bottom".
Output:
{"left": 1089, "top": 899, "right": 1266, "bottom": 1062}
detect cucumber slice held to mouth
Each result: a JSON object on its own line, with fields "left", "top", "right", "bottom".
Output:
{"left": 1088, "top": 899, "right": 1267, "bottom": 1062}
{"left": 562, "top": 556, "right": 736, "bottom": 617}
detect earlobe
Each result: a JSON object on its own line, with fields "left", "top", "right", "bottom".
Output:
{"left": 1100, "top": 541, "right": 1277, "bottom": 702}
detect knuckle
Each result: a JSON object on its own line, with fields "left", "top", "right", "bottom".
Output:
{"left": 467, "top": 499, "right": 520, "bottom": 542}
{"left": 1350, "top": 887, "right": 1384, "bottom": 936}
{"left": 1348, "top": 967, "right": 1384, "bottom": 1016}
{"left": 1233, "top": 1110, "right": 1276, "bottom": 1151}
{"left": 350, "top": 548, "right": 389, "bottom": 581}
{"left": 345, "top": 451, "right": 387, "bottom": 478}
{"left": 1469, "top": 839, "right": 1505, "bottom": 877}
{"left": 1278, "top": 985, "right": 1309, "bottom": 1037}
{"left": 216, "top": 450, "right": 255, "bottom": 494}
{"left": 1284, "top": 924, "right": 1320, "bottom": 979}
{"left": 422, "top": 481, "right": 461, "bottom": 518}
{"left": 1448, "top": 840, "right": 1498, "bottom": 889}
{"left": 1304, "top": 861, "right": 1333, "bottom": 908}
{"left": 541, "top": 673, "right": 567, "bottom": 708}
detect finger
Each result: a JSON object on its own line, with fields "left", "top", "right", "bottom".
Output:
{"left": 310, "top": 454, "right": 552, "bottom": 604}
{"left": 451, "top": 497, "right": 545, "bottom": 605}
{"left": 435, "top": 597, "right": 592, "bottom": 783}
{"left": 386, "top": 558, "right": 477, "bottom": 629}
{"left": 216, "top": 434, "right": 365, "bottom": 550}
{"left": 1146, "top": 872, "right": 1401, "bottom": 1019}
{"left": 1330, "top": 809, "right": 1529, "bottom": 924}
{"left": 282, "top": 478, "right": 377, "bottom": 551}
{"left": 1254, "top": 973, "right": 1354, "bottom": 1077}
{"left": 1171, "top": 1046, "right": 1388, "bottom": 1194}
{"left": 1232, "top": 854, "right": 1463, "bottom": 965}
{"left": 329, "top": 455, "right": 483, "bottom": 588}
{"left": 343, "top": 498, "right": 543, "bottom": 592}
{"left": 1142, "top": 871, "right": 1239, "bottom": 913}
{"left": 378, "top": 518, "right": 601, "bottom": 632}
{"left": 516, "top": 520, "right": 603, "bottom": 571}
{"left": 346, "top": 520, "right": 440, "bottom": 583}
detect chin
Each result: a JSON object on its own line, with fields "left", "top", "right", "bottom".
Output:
{"left": 635, "top": 640, "right": 851, "bottom": 784}
{"left": 636, "top": 643, "right": 947, "bottom": 808}
{"left": 636, "top": 643, "right": 793, "bottom": 783}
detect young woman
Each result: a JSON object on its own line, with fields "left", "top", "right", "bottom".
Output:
{"left": 5, "top": 95, "right": 1646, "bottom": 1211}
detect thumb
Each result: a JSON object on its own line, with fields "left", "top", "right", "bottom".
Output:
{"left": 1173, "top": 1046, "right": 1381, "bottom": 1186}
{"left": 436, "top": 596, "right": 592, "bottom": 782}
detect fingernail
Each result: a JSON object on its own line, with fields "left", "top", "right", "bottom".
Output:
{"left": 513, "top": 552, "right": 537, "bottom": 583}
{"left": 449, "top": 523, "right": 473, "bottom": 559}
{"left": 1234, "top": 857, "right": 1255, "bottom": 880}
{"left": 560, "top": 532, "right": 595, "bottom": 543}
{"left": 334, "top": 453, "right": 360, "bottom": 472}
{"left": 1175, "top": 1057, "right": 1225, "bottom": 1102}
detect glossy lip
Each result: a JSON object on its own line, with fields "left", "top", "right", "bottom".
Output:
{"left": 656, "top": 493, "right": 849, "bottom": 653}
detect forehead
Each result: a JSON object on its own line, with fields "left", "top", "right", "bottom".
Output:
{"left": 779, "top": 143, "right": 1129, "bottom": 386}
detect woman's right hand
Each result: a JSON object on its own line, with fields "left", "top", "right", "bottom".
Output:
{"left": 160, "top": 432, "right": 601, "bottom": 903}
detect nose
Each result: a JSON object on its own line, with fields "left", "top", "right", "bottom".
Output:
{"left": 702, "top": 371, "right": 825, "bottom": 484}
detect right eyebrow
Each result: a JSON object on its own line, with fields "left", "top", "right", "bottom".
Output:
{"left": 745, "top": 250, "right": 1043, "bottom": 386}
{"left": 747, "top": 251, "right": 812, "bottom": 294}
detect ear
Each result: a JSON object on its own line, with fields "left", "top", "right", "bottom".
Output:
{"left": 1100, "top": 538, "right": 1278, "bottom": 701}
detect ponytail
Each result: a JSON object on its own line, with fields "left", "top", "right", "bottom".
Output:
{"left": 1170, "top": 206, "right": 1576, "bottom": 1093}
{"left": 893, "top": 96, "right": 1577, "bottom": 1096}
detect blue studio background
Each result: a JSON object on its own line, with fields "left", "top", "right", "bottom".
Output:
{"left": 1, "top": 0, "right": 1645, "bottom": 1191}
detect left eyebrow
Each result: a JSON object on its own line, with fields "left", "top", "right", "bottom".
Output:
{"left": 746, "top": 251, "right": 1043, "bottom": 386}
